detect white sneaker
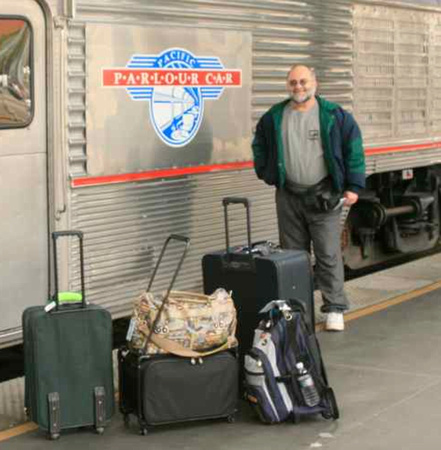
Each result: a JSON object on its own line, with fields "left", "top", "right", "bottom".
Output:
{"left": 325, "top": 312, "right": 344, "bottom": 331}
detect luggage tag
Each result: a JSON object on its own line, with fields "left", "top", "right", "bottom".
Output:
{"left": 45, "top": 301, "right": 56, "bottom": 312}
{"left": 126, "top": 318, "right": 136, "bottom": 341}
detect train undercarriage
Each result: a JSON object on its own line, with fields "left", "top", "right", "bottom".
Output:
{"left": 343, "top": 166, "right": 441, "bottom": 270}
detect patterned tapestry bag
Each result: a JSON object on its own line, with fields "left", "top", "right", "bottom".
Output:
{"left": 126, "top": 235, "right": 238, "bottom": 357}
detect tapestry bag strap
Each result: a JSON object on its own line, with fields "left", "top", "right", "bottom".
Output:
{"left": 140, "top": 317, "right": 238, "bottom": 358}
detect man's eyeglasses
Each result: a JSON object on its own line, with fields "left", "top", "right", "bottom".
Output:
{"left": 288, "top": 79, "right": 312, "bottom": 88}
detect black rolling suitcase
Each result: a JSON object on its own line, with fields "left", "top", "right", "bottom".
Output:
{"left": 23, "top": 231, "right": 114, "bottom": 440}
{"left": 119, "top": 235, "right": 238, "bottom": 435}
{"left": 202, "top": 197, "right": 315, "bottom": 359}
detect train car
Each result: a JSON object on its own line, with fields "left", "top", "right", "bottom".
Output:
{"left": 2, "top": 0, "right": 441, "bottom": 348}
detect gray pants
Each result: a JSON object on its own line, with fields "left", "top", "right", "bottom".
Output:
{"left": 276, "top": 188, "right": 348, "bottom": 313}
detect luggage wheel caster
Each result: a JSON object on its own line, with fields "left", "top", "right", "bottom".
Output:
{"left": 48, "top": 432, "right": 60, "bottom": 440}
{"left": 321, "top": 388, "right": 340, "bottom": 421}
{"left": 226, "top": 414, "right": 235, "bottom": 423}
{"left": 292, "top": 411, "right": 301, "bottom": 424}
{"left": 123, "top": 414, "right": 130, "bottom": 426}
{"left": 140, "top": 427, "right": 149, "bottom": 436}
{"left": 95, "top": 426, "right": 105, "bottom": 435}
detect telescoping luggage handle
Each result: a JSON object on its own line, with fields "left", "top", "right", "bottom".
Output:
{"left": 144, "top": 234, "right": 190, "bottom": 350}
{"left": 223, "top": 197, "right": 253, "bottom": 265}
{"left": 51, "top": 230, "right": 86, "bottom": 311}
{"left": 222, "top": 197, "right": 255, "bottom": 271}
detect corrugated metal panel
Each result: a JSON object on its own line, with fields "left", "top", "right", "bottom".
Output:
{"left": 75, "top": 0, "right": 354, "bottom": 110}
{"left": 365, "top": 148, "right": 441, "bottom": 175}
{"left": 63, "top": 0, "right": 354, "bottom": 315}
{"left": 384, "top": 0, "right": 441, "bottom": 7}
{"left": 67, "top": 22, "right": 87, "bottom": 177}
{"left": 354, "top": 4, "right": 441, "bottom": 143}
{"left": 70, "top": 171, "right": 278, "bottom": 316}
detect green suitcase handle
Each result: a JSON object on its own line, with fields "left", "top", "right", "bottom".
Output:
{"left": 57, "top": 292, "right": 83, "bottom": 303}
{"left": 51, "top": 231, "right": 86, "bottom": 311}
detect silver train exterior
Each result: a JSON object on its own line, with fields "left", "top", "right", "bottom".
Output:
{"left": 1, "top": 0, "right": 441, "bottom": 348}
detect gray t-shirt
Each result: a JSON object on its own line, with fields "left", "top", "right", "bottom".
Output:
{"left": 282, "top": 101, "right": 328, "bottom": 186}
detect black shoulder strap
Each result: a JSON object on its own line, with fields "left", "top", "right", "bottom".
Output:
{"left": 284, "top": 314, "right": 303, "bottom": 363}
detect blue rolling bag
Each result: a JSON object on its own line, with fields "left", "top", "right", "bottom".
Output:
{"left": 244, "top": 300, "right": 339, "bottom": 424}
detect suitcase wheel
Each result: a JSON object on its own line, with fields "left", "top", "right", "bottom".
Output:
{"left": 227, "top": 414, "right": 236, "bottom": 424}
{"left": 138, "top": 418, "right": 149, "bottom": 435}
{"left": 321, "top": 387, "right": 339, "bottom": 420}
{"left": 95, "top": 426, "right": 105, "bottom": 435}
{"left": 123, "top": 414, "right": 130, "bottom": 427}
{"left": 48, "top": 432, "right": 60, "bottom": 441}
{"left": 291, "top": 410, "right": 301, "bottom": 424}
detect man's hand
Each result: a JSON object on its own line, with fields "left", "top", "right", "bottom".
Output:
{"left": 343, "top": 191, "right": 359, "bottom": 206}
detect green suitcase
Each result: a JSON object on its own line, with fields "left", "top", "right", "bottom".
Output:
{"left": 23, "top": 231, "right": 114, "bottom": 439}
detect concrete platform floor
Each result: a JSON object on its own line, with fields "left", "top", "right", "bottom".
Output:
{"left": 3, "top": 277, "right": 441, "bottom": 448}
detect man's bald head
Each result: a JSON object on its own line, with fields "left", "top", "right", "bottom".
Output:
{"left": 287, "top": 65, "right": 316, "bottom": 82}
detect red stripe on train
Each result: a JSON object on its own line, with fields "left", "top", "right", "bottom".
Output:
{"left": 365, "top": 142, "right": 441, "bottom": 155}
{"left": 71, "top": 142, "right": 441, "bottom": 187}
{"left": 71, "top": 161, "right": 254, "bottom": 187}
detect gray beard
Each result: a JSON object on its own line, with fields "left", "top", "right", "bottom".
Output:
{"left": 291, "top": 87, "right": 316, "bottom": 104}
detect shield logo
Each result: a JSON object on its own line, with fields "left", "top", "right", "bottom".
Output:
{"left": 103, "top": 47, "right": 241, "bottom": 148}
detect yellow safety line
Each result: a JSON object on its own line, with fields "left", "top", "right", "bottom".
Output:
{"left": 316, "top": 279, "right": 441, "bottom": 332}
{"left": 0, "top": 422, "right": 38, "bottom": 442}
{"left": 3, "top": 280, "right": 441, "bottom": 442}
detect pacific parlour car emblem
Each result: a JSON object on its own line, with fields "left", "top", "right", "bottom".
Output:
{"left": 103, "top": 48, "right": 242, "bottom": 148}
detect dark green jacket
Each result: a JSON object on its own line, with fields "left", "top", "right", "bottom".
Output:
{"left": 252, "top": 96, "right": 366, "bottom": 193}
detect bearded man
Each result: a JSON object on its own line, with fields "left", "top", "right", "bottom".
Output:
{"left": 252, "top": 65, "right": 365, "bottom": 331}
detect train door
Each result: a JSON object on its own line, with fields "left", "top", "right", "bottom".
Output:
{"left": 0, "top": 0, "right": 48, "bottom": 345}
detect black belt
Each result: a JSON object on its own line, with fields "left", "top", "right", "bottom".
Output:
{"left": 284, "top": 177, "right": 332, "bottom": 197}
{"left": 283, "top": 177, "right": 342, "bottom": 212}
